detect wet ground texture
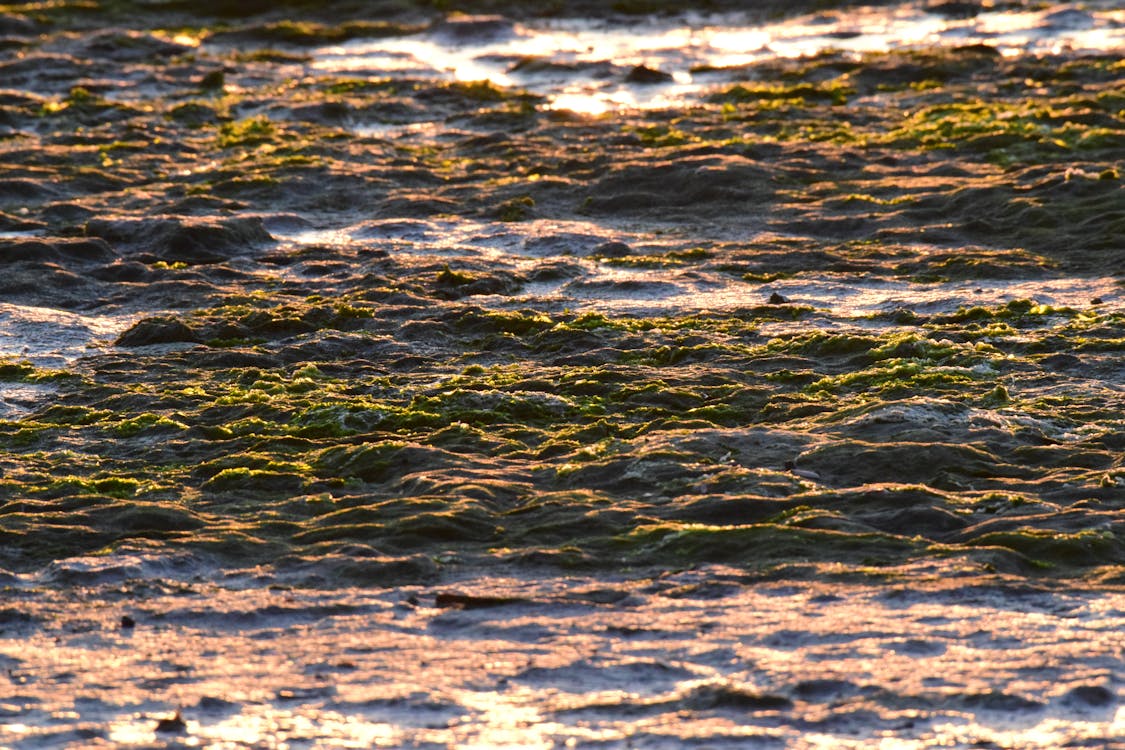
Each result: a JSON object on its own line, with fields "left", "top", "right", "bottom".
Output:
{"left": 0, "top": 0, "right": 1123, "bottom": 746}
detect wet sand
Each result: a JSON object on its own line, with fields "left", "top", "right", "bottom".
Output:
{"left": 5, "top": 564, "right": 1124, "bottom": 748}
{"left": 0, "top": 0, "right": 1122, "bottom": 746}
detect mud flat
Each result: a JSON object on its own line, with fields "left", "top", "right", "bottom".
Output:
{"left": 3, "top": 564, "right": 1124, "bottom": 748}
{"left": 0, "top": 0, "right": 1122, "bottom": 746}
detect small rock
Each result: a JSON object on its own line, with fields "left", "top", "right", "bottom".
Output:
{"left": 888, "top": 307, "right": 919, "bottom": 325}
{"left": 433, "top": 15, "right": 514, "bottom": 43}
{"left": 198, "top": 696, "right": 239, "bottom": 712}
{"left": 927, "top": 1, "right": 981, "bottom": 19}
{"left": 116, "top": 316, "right": 201, "bottom": 347}
{"left": 625, "top": 65, "right": 673, "bottom": 84}
{"left": 785, "top": 460, "right": 821, "bottom": 481}
{"left": 154, "top": 712, "right": 186, "bottom": 733}
{"left": 768, "top": 292, "right": 789, "bottom": 305}
{"left": 199, "top": 70, "right": 225, "bottom": 90}
{"left": 434, "top": 592, "right": 527, "bottom": 609}
{"left": 120, "top": 615, "right": 135, "bottom": 629}
{"left": 1063, "top": 685, "right": 1114, "bottom": 707}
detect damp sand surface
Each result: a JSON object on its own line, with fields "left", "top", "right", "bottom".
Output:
{"left": 3, "top": 563, "right": 1124, "bottom": 749}
{"left": 0, "top": 0, "right": 1123, "bottom": 746}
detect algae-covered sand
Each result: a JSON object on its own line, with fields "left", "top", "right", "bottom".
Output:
{"left": 0, "top": 0, "right": 1122, "bottom": 747}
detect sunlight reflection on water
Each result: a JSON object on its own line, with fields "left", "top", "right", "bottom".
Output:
{"left": 311, "top": 2, "right": 1125, "bottom": 116}
{"left": 0, "top": 303, "right": 137, "bottom": 365}
{"left": 9, "top": 568, "right": 1117, "bottom": 750}
{"left": 266, "top": 218, "right": 1123, "bottom": 320}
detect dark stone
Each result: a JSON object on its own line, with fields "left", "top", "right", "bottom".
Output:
{"left": 961, "top": 691, "right": 1044, "bottom": 712}
{"left": 288, "top": 101, "right": 352, "bottom": 125}
{"left": 120, "top": 615, "right": 135, "bottom": 629}
{"left": 199, "top": 70, "right": 225, "bottom": 89}
{"left": 433, "top": 15, "right": 514, "bottom": 43}
{"left": 626, "top": 65, "right": 674, "bottom": 84}
{"left": 116, "top": 316, "right": 201, "bottom": 347}
{"left": 927, "top": 2, "right": 982, "bottom": 20}
{"left": 794, "top": 679, "right": 859, "bottom": 699}
{"left": 193, "top": 350, "right": 282, "bottom": 369}
{"left": 434, "top": 592, "right": 528, "bottom": 609}
{"left": 168, "top": 101, "right": 221, "bottom": 128}
{"left": 198, "top": 696, "right": 240, "bottom": 712}
{"left": 154, "top": 713, "right": 187, "bottom": 733}
{"left": 953, "top": 43, "right": 1001, "bottom": 56}
{"left": 1063, "top": 685, "right": 1115, "bottom": 707}
{"left": 769, "top": 292, "right": 790, "bottom": 304}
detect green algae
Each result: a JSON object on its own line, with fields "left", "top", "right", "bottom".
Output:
{"left": 967, "top": 529, "right": 1124, "bottom": 570}
{"left": 627, "top": 124, "right": 693, "bottom": 148}
{"left": 712, "top": 81, "right": 854, "bottom": 108}
{"left": 494, "top": 195, "right": 536, "bottom": 221}
{"left": 619, "top": 523, "right": 923, "bottom": 567}
{"left": 0, "top": 6, "right": 1121, "bottom": 586}
{"left": 595, "top": 247, "right": 711, "bottom": 268}
{"left": 0, "top": 359, "right": 76, "bottom": 384}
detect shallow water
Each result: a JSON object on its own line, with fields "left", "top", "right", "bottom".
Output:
{"left": 312, "top": 1, "right": 1125, "bottom": 115}
{"left": 271, "top": 216, "right": 1123, "bottom": 318}
{"left": 0, "top": 303, "right": 136, "bottom": 366}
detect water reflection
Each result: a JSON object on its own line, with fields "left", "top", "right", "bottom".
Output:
{"left": 310, "top": 2, "right": 1125, "bottom": 116}
{"left": 457, "top": 690, "right": 558, "bottom": 750}
{"left": 0, "top": 303, "right": 138, "bottom": 366}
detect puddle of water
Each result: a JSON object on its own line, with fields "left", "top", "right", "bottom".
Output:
{"left": 353, "top": 121, "right": 444, "bottom": 138}
{"left": 271, "top": 217, "right": 1122, "bottom": 319}
{"left": 682, "top": 274, "right": 1120, "bottom": 315}
{"left": 311, "top": 2, "right": 1125, "bottom": 117}
{"left": 0, "top": 382, "right": 57, "bottom": 420}
{"left": 0, "top": 303, "right": 139, "bottom": 367}
{"left": 541, "top": 268, "right": 1123, "bottom": 319}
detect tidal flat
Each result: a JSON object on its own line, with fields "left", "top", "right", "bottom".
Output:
{"left": 0, "top": 0, "right": 1122, "bottom": 746}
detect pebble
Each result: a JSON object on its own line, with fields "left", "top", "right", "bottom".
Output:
{"left": 625, "top": 65, "right": 673, "bottom": 84}
{"left": 154, "top": 712, "right": 186, "bottom": 733}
